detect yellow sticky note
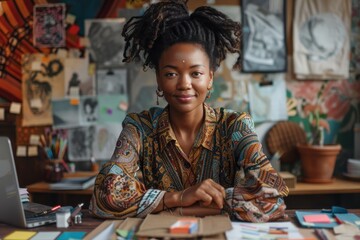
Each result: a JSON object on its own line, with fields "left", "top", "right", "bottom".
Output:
{"left": 4, "top": 230, "right": 36, "bottom": 240}
{"left": 66, "top": 13, "right": 76, "bottom": 24}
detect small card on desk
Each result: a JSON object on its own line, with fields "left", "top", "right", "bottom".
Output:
{"left": 303, "top": 214, "right": 332, "bottom": 223}
{"left": 170, "top": 218, "right": 198, "bottom": 234}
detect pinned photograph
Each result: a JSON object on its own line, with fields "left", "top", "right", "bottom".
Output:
{"left": 33, "top": 3, "right": 66, "bottom": 48}
{"left": 85, "top": 19, "right": 126, "bottom": 69}
{"left": 93, "top": 123, "right": 122, "bottom": 160}
{"left": 52, "top": 99, "right": 80, "bottom": 129}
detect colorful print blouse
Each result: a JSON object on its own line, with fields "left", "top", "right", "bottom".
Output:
{"left": 89, "top": 104, "right": 289, "bottom": 222}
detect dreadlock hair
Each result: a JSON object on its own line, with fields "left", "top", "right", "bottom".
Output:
{"left": 122, "top": 0, "right": 242, "bottom": 72}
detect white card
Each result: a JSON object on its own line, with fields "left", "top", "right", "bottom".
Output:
{"left": 31, "top": 61, "right": 42, "bottom": 71}
{"left": 69, "top": 87, "right": 80, "bottom": 97}
{"left": 28, "top": 146, "right": 38, "bottom": 156}
{"left": 29, "top": 134, "right": 40, "bottom": 145}
{"left": 16, "top": 146, "right": 27, "bottom": 157}
{"left": 9, "top": 102, "right": 21, "bottom": 114}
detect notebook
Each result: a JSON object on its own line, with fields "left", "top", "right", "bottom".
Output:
{"left": 0, "top": 136, "right": 57, "bottom": 228}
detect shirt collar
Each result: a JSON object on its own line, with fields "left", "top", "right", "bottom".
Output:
{"left": 157, "top": 104, "right": 217, "bottom": 152}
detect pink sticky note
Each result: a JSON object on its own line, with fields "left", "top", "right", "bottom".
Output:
{"left": 303, "top": 214, "right": 331, "bottom": 223}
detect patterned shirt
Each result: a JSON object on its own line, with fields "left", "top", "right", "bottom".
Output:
{"left": 89, "top": 104, "right": 289, "bottom": 222}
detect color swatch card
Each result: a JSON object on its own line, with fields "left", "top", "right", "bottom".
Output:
{"left": 56, "top": 231, "right": 86, "bottom": 240}
{"left": 4, "top": 231, "right": 36, "bottom": 240}
{"left": 30, "top": 231, "right": 61, "bottom": 240}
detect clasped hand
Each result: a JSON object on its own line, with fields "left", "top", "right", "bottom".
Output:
{"left": 181, "top": 179, "right": 226, "bottom": 209}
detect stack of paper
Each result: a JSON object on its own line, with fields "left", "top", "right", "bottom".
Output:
{"left": 19, "top": 188, "right": 30, "bottom": 203}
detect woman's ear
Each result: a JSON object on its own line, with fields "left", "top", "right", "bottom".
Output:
{"left": 208, "top": 71, "right": 214, "bottom": 89}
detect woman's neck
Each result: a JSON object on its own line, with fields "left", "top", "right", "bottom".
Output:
{"left": 169, "top": 105, "right": 204, "bottom": 135}
{"left": 168, "top": 105, "right": 205, "bottom": 156}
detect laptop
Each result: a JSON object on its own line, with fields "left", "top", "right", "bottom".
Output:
{"left": 0, "top": 136, "right": 57, "bottom": 228}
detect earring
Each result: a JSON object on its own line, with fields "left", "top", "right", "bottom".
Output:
{"left": 156, "top": 88, "right": 164, "bottom": 105}
{"left": 206, "top": 87, "right": 212, "bottom": 99}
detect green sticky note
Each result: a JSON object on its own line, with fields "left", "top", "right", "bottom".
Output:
{"left": 116, "top": 229, "right": 129, "bottom": 238}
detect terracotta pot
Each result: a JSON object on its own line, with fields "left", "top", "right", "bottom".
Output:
{"left": 297, "top": 144, "right": 341, "bottom": 183}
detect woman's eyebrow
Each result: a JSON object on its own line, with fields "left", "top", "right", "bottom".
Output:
{"left": 160, "top": 64, "right": 206, "bottom": 70}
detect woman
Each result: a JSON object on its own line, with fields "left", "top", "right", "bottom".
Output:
{"left": 89, "top": 0, "right": 289, "bottom": 222}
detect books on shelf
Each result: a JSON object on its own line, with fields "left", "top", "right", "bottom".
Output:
{"left": 49, "top": 175, "right": 96, "bottom": 190}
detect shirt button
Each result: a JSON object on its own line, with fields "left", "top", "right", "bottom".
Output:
{"left": 184, "top": 161, "right": 191, "bottom": 169}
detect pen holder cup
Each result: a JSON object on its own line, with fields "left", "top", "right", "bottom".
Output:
{"left": 44, "top": 160, "right": 64, "bottom": 183}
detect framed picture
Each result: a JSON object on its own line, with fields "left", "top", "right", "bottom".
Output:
{"left": 241, "top": 0, "right": 287, "bottom": 73}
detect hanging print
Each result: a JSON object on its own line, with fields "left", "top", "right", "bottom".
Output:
{"left": 33, "top": 3, "right": 66, "bottom": 48}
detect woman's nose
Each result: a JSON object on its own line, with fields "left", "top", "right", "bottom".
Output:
{"left": 176, "top": 74, "right": 191, "bottom": 90}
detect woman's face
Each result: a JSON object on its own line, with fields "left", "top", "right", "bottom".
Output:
{"left": 157, "top": 43, "right": 213, "bottom": 114}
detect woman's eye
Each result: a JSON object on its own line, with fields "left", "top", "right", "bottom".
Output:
{"left": 192, "top": 72, "right": 203, "bottom": 78}
{"left": 164, "top": 72, "right": 176, "bottom": 78}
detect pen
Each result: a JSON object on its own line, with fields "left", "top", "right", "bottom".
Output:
{"left": 34, "top": 205, "right": 61, "bottom": 217}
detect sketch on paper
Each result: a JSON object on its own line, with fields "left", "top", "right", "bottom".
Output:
{"left": 241, "top": 0, "right": 286, "bottom": 72}
{"left": 64, "top": 58, "right": 94, "bottom": 97}
{"left": 80, "top": 96, "right": 99, "bottom": 125}
{"left": 98, "top": 95, "right": 128, "bottom": 123}
{"left": 93, "top": 123, "right": 122, "bottom": 160}
{"left": 85, "top": 19, "right": 126, "bottom": 69}
{"left": 52, "top": 99, "right": 80, "bottom": 128}
{"left": 299, "top": 13, "right": 346, "bottom": 61}
{"left": 33, "top": 3, "right": 66, "bottom": 48}
{"left": 67, "top": 126, "right": 95, "bottom": 161}
{"left": 97, "top": 69, "right": 127, "bottom": 95}
{"left": 22, "top": 54, "right": 65, "bottom": 126}
{"left": 247, "top": 74, "right": 288, "bottom": 122}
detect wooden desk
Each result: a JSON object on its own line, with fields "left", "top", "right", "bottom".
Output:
{"left": 285, "top": 177, "right": 360, "bottom": 209}
{"left": 0, "top": 210, "right": 359, "bottom": 239}
{"left": 27, "top": 172, "right": 95, "bottom": 208}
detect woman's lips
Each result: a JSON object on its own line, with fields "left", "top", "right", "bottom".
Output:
{"left": 174, "top": 94, "right": 194, "bottom": 102}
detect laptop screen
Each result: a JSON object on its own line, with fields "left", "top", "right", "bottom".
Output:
{"left": 0, "top": 136, "right": 28, "bottom": 227}
{"left": 0, "top": 137, "right": 57, "bottom": 228}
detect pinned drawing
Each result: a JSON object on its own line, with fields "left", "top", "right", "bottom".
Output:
{"left": 241, "top": 0, "right": 287, "bottom": 72}
{"left": 64, "top": 58, "right": 94, "bottom": 97}
{"left": 85, "top": 18, "right": 126, "bottom": 68}
{"left": 80, "top": 96, "right": 99, "bottom": 125}
{"left": 22, "top": 54, "right": 65, "bottom": 126}
{"left": 293, "top": 0, "right": 351, "bottom": 79}
{"left": 33, "top": 3, "right": 66, "bottom": 48}
{"left": 93, "top": 123, "right": 122, "bottom": 160}
{"left": 67, "top": 126, "right": 95, "bottom": 161}
{"left": 97, "top": 69, "right": 127, "bottom": 95}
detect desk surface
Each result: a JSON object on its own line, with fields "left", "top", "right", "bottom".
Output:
{"left": 0, "top": 210, "right": 359, "bottom": 239}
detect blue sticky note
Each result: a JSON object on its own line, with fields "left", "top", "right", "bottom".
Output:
{"left": 56, "top": 231, "right": 86, "bottom": 240}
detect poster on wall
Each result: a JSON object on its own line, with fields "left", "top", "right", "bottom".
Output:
{"left": 97, "top": 69, "right": 128, "bottom": 95}
{"left": 21, "top": 54, "right": 65, "bottom": 127}
{"left": 293, "top": 0, "right": 351, "bottom": 79}
{"left": 241, "top": 0, "right": 287, "bottom": 73}
{"left": 85, "top": 19, "right": 126, "bottom": 69}
{"left": 67, "top": 126, "right": 95, "bottom": 161}
{"left": 33, "top": 3, "right": 66, "bottom": 48}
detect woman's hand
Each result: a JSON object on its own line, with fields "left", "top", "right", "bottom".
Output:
{"left": 181, "top": 179, "right": 225, "bottom": 209}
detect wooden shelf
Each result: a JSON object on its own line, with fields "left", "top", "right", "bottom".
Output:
{"left": 288, "top": 178, "right": 360, "bottom": 195}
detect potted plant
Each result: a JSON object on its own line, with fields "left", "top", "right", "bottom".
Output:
{"left": 296, "top": 107, "right": 341, "bottom": 183}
